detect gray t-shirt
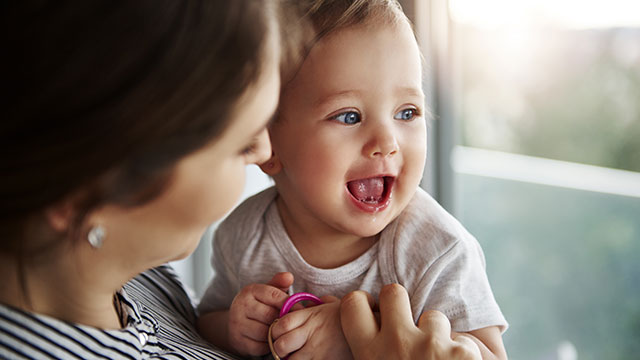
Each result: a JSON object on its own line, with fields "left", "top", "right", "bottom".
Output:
{"left": 198, "top": 187, "right": 507, "bottom": 332}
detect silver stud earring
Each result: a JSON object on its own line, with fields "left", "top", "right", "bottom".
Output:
{"left": 87, "top": 225, "right": 106, "bottom": 249}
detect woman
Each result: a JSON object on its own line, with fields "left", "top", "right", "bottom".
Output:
{"left": 0, "top": 1, "right": 481, "bottom": 359}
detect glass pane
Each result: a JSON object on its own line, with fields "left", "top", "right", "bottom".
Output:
{"left": 458, "top": 171, "right": 640, "bottom": 359}
{"left": 447, "top": 1, "right": 640, "bottom": 359}
{"left": 450, "top": 0, "right": 640, "bottom": 172}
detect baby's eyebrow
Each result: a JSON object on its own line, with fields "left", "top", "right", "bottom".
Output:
{"left": 313, "top": 90, "right": 362, "bottom": 108}
{"left": 396, "top": 86, "right": 425, "bottom": 99}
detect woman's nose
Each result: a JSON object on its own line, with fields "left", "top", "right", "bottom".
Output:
{"left": 250, "top": 128, "right": 272, "bottom": 165}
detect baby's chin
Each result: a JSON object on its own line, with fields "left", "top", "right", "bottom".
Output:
{"left": 342, "top": 216, "right": 396, "bottom": 238}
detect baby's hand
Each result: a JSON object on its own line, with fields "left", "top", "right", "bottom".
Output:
{"left": 270, "top": 296, "right": 353, "bottom": 359}
{"left": 227, "top": 272, "right": 293, "bottom": 356}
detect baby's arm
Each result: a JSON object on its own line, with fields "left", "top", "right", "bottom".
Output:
{"left": 454, "top": 327, "right": 507, "bottom": 360}
{"left": 269, "top": 296, "right": 353, "bottom": 359}
{"left": 197, "top": 272, "right": 293, "bottom": 356}
{"left": 404, "top": 233, "right": 507, "bottom": 359}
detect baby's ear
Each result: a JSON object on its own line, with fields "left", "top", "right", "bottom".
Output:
{"left": 259, "top": 153, "right": 283, "bottom": 176}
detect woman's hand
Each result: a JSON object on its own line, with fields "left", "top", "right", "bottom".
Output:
{"left": 270, "top": 296, "right": 353, "bottom": 359}
{"left": 340, "top": 284, "right": 482, "bottom": 360}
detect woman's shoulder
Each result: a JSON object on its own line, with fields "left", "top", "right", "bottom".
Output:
{"left": 123, "top": 265, "right": 242, "bottom": 359}
{"left": 126, "top": 265, "right": 195, "bottom": 317}
{"left": 0, "top": 300, "right": 140, "bottom": 359}
{"left": 0, "top": 268, "right": 239, "bottom": 360}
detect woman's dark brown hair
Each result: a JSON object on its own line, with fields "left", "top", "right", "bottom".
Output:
{"left": 0, "top": 1, "right": 280, "bottom": 256}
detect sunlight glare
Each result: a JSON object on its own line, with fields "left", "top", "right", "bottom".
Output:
{"left": 449, "top": 0, "right": 640, "bottom": 29}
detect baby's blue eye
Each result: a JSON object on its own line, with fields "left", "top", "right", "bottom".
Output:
{"left": 333, "top": 111, "right": 361, "bottom": 125}
{"left": 394, "top": 108, "right": 417, "bottom": 121}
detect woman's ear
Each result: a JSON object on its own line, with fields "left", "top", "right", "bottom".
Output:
{"left": 44, "top": 199, "right": 75, "bottom": 233}
{"left": 259, "top": 153, "right": 283, "bottom": 176}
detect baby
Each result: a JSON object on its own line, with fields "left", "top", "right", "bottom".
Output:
{"left": 197, "top": 0, "right": 507, "bottom": 358}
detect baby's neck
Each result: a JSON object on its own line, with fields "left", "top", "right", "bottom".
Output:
{"left": 276, "top": 198, "right": 378, "bottom": 269}
{"left": 296, "top": 231, "right": 378, "bottom": 269}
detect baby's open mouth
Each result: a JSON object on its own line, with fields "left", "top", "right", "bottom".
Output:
{"left": 347, "top": 176, "right": 394, "bottom": 204}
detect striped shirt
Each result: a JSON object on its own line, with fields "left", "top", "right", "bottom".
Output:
{"left": 0, "top": 265, "right": 241, "bottom": 359}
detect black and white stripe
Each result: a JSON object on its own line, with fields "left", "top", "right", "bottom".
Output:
{"left": 0, "top": 265, "right": 240, "bottom": 359}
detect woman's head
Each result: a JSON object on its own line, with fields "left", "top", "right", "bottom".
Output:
{"left": 1, "top": 1, "right": 288, "bottom": 262}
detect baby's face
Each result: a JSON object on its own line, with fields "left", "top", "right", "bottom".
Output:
{"left": 270, "top": 20, "right": 426, "bottom": 238}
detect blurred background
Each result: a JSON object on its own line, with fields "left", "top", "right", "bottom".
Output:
{"left": 175, "top": 1, "right": 640, "bottom": 359}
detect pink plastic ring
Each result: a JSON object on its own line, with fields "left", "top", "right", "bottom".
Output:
{"left": 275, "top": 293, "right": 324, "bottom": 360}
{"left": 279, "top": 292, "right": 323, "bottom": 318}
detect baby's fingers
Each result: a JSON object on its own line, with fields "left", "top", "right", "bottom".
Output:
{"left": 246, "top": 301, "right": 281, "bottom": 324}
{"left": 231, "top": 291, "right": 281, "bottom": 325}
{"left": 252, "top": 283, "right": 291, "bottom": 308}
{"left": 227, "top": 318, "right": 270, "bottom": 356}
{"left": 267, "top": 272, "right": 295, "bottom": 292}
{"left": 243, "top": 318, "right": 272, "bottom": 342}
{"left": 237, "top": 336, "right": 269, "bottom": 356}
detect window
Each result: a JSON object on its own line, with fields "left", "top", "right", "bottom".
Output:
{"left": 433, "top": 0, "right": 640, "bottom": 358}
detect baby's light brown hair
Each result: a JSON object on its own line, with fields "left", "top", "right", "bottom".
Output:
{"left": 279, "top": 0, "right": 419, "bottom": 100}
{"left": 300, "top": 0, "right": 409, "bottom": 41}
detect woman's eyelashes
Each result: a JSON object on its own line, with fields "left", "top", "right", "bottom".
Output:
{"left": 240, "top": 141, "right": 257, "bottom": 156}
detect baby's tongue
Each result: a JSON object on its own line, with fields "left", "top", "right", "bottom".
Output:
{"left": 348, "top": 177, "right": 384, "bottom": 203}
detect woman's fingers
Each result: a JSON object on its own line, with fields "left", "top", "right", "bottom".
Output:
{"left": 378, "top": 284, "right": 414, "bottom": 331}
{"left": 339, "top": 290, "right": 378, "bottom": 353}
{"left": 417, "top": 309, "right": 451, "bottom": 338}
{"left": 451, "top": 333, "right": 483, "bottom": 359}
{"left": 420, "top": 313, "right": 482, "bottom": 360}
{"left": 320, "top": 295, "right": 339, "bottom": 303}
{"left": 272, "top": 320, "right": 311, "bottom": 358}
{"left": 271, "top": 306, "right": 314, "bottom": 339}
{"left": 341, "top": 286, "right": 483, "bottom": 360}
